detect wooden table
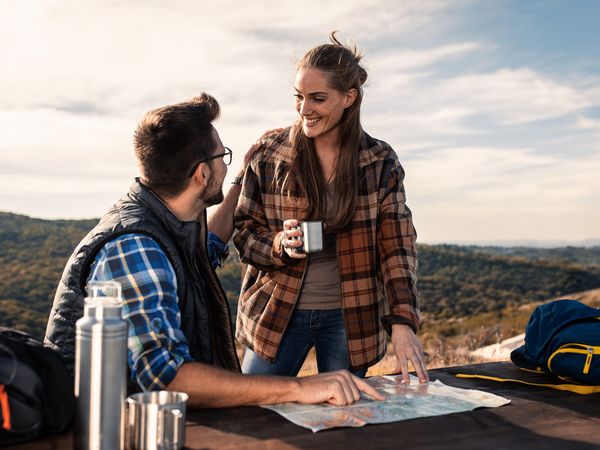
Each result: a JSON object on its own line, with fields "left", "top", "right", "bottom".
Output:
{"left": 9, "top": 362, "right": 600, "bottom": 449}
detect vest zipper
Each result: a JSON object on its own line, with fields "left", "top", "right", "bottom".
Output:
{"left": 584, "top": 347, "right": 594, "bottom": 374}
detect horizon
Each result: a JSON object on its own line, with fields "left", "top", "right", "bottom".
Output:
{"left": 2, "top": 209, "right": 599, "bottom": 249}
{"left": 1, "top": 1, "right": 599, "bottom": 243}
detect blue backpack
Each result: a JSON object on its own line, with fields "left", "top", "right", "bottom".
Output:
{"left": 511, "top": 299, "right": 600, "bottom": 384}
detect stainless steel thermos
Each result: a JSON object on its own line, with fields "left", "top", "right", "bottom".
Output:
{"left": 75, "top": 281, "right": 127, "bottom": 450}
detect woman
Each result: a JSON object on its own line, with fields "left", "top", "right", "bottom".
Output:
{"left": 234, "top": 33, "right": 428, "bottom": 383}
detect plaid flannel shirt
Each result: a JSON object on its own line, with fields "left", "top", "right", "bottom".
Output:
{"left": 233, "top": 128, "right": 420, "bottom": 371}
{"left": 88, "top": 232, "right": 227, "bottom": 391}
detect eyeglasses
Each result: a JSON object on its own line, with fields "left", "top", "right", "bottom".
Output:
{"left": 187, "top": 147, "right": 232, "bottom": 177}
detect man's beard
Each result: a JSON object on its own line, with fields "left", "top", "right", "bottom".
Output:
{"left": 201, "top": 175, "right": 224, "bottom": 207}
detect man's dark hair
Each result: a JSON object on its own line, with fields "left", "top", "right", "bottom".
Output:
{"left": 134, "top": 93, "right": 220, "bottom": 198}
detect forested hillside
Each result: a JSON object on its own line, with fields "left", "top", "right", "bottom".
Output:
{"left": 441, "top": 244, "right": 600, "bottom": 267}
{"left": 0, "top": 213, "right": 97, "bottom": 336}
{"left": 2, "top": 212, "right": 600, "bottom": 340}
{"left": 417, "top": 244, "right": 600, "bottom": 317}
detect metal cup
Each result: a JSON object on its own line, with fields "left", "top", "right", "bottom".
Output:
{"left": 290, "top": 221, "right": 323, "bottom": 253}
{"left": 125, "top": 391, "right": 188, "bottom": 450}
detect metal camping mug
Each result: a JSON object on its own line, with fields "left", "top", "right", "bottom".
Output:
{"left": 291, "top": 221, "right": 323, "bottom": 253}
{"left": 125, "top": 391, "right": 188, "bottom": 450}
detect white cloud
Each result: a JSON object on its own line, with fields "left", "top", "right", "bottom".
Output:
{"left": 366, "top": 68, "right": 600, "bottom": 140}
{"left": 576, "top": 115, "right": 600, "bottom": 131}
{"left": 369, "top": 42, "right": 482, "bottom": 72}
{"left": 434, "top": 69, "right": 598, "bottom": 125}
{"left": 0, "top": 0, "right": 460, "bottom": 113}
{"left": 409, "top": 146, "right": 600, "bottom": 207}
{"left": 1, "top": 0, "right": 599, "bottom": 243}
{"left": 0, "top": 108, "right": 136, "bottom": 218}
{"left": 406, "top": 145, "right": 600, "bottom": 241}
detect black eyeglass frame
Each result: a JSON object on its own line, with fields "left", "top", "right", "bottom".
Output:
{"left": 187, "top": 147, "right": 232, "bottom": 177}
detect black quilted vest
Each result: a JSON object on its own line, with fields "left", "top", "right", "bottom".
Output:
{"left": 44, "top": 179, "right": 240, "bottom": 380}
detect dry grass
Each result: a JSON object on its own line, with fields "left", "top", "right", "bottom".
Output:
{"left": 236, "top": 288, "right": 600, "bottom": 377}
{"left": 295, "top": 338, "right": 481, "bottom": 378}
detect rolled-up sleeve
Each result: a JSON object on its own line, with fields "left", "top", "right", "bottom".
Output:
{"left": 87, "top": 234, "right": 193, "bottom": 391}
{"left": 207, "top": 231, "right": 229, "bottom": 269}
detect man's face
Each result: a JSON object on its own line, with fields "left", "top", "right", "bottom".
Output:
{"left": 200, "top": 128, "right": 228, "bottom": 207}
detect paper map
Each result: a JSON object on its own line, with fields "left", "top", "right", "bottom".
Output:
{"left": 263, "top": 374, "right": 510, "bottom": 432}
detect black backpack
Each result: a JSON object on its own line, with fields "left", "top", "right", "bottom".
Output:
{"left": 0, "top": 327, "right": 75, "bottom": 446}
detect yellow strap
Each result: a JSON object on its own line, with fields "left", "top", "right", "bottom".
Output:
{"left": 547, "top": 344, "right": 599, "bottom": 373}
{"left": 455, "top": 373, "right": 600, "bottom": 395}
{"left": 0, "top": 384, "right": 11, "bottom": 431}
{"left": 518, "top": 366, "right": 544, "bottom": 373}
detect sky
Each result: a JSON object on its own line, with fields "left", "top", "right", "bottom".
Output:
{"left": 1, "top": 0, "right": 599, "bottom": 246}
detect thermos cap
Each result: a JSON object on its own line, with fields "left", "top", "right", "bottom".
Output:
{"left": 83, "top": 296, "right": 124, "bottom": 319}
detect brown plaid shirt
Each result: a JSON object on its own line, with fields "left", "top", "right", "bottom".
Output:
{"left": 233, "top": 128, "right": 420, "bottom": 371}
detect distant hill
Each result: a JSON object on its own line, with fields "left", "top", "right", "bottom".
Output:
{"left": 2, "top": 212, "right": 600, "bottom": 340}
{"left": 440, "top": 244, "right": 600, "bottom": 267}
{"left": 0, "top": 212, "right": 98, "bottom": 337}
{"left": 417, "top": 244, "right": 600, "bottom": 317}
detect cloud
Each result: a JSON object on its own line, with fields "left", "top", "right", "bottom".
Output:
{"left": 0, "top": 0, "right": 460, "bottom": 113}
{"left": 361, "top": 67, "right": 600, "bottom": 167}
{"left": 369, "top": 42, "right": 483, "bottom": 72}
{"left": 434, "top": 69, "right": 599, "bottom": 125}
{"left": 576, "top": 114, "right": 600, "bottom": 131}
{"left": 409, "top": 145, "right": 600, "bottom": 207}
{"left": 405, "top": 145, "right": 600, "bottom": 241}
{"left": 1, "top": 0, "right": 599, "bottom": 243}
{"left": 367, "top": 68, "right": 600, "bottom": 137}
{"left": 0, "top": 108, "right": 135, "bottom": 187}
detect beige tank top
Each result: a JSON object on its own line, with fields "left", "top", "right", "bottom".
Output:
{"left": 295, "top": 185, "right": 342, "bottom": 310}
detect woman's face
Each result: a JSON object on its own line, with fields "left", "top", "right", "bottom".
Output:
{"left": 294, "top": 67, "right": 355, "bottom": 141}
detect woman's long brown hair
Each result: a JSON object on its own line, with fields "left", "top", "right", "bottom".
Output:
{"left": 287, "top": 32, "right": 368, "bottom": 232}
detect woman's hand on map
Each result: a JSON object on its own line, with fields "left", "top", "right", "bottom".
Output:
{"left": 391, "top": 324, "right": 429, "bottom": 384}
{"left": 295, "top": 370, "right": 384, "bottom": 406}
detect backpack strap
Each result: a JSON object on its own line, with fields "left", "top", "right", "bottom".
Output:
{"left": 0, "top": 384, "right": 10, "bottom": 431}
{"left": 454, "top": 373, "right": 600, "bottom": 395}
{"left": 0, "top": 343, "right": 18, "bottom": 386}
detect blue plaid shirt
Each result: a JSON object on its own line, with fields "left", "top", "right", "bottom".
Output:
{"left": 87, "top": 232, "right": 228, "bottom": 391}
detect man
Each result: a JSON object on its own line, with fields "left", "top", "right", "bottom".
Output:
{"left": 44, "top": 93, "right": 381, "bottom": 408}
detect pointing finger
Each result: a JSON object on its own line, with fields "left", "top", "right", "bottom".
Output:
{"left": 352, "top": 376, "right": 384, "bottom": 401}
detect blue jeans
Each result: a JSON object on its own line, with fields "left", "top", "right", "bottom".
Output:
{"left": 242, "top": 309, "right": 367, "bottom": 377}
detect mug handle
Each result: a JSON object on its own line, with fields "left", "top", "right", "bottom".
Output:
{"left": 124, "top": 399, "right": 137, "bottom": 450}
{"left": 159, "top": 408, "right": 183, "bottom": 448}
{"left": 170, "top": 409, "right": 183, "bottom": 446}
